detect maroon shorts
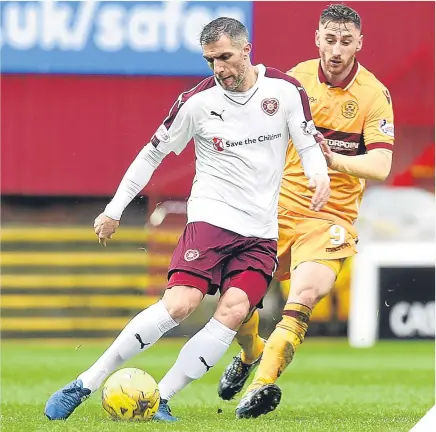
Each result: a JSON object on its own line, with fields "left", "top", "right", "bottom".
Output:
{"left": 166, "top": 222, "right": 278, "bottom": 307}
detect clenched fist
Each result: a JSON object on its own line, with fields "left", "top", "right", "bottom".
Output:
{"left": 94, "top": 213, "right": 120, "bottom": 247}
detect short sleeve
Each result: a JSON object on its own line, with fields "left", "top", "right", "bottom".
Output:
{"left": 364, "top": 87, "right": 395, "bottom": 151}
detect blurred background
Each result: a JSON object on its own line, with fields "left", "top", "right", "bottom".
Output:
{"left": 1, "top": 1, "right": 435, "bottom": 342}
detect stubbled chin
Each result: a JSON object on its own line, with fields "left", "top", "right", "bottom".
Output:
{"left": 327, "top": 66, "right": 345, "bottom": 75}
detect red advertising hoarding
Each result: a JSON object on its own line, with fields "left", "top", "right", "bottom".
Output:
{"left": 2, "top": 2, "right": 434, "bottom": 197}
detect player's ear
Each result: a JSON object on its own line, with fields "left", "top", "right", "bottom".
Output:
{"left": 356, "top": 34, "right": 363, "bottom": 52}
{"left": 315, "top": 30, "right": 320, "bottom": 48}
{"left": 243, "top": 42, "right": 252, "bottom": 58}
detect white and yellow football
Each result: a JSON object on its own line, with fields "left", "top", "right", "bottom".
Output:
{"left": 102, "top": 368, "right": 160, "bottom": 421}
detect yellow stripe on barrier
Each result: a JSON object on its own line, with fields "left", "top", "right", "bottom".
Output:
{"left": 1, "top": 227, "right": 181, "bottom": 244}
{"left": 0, "top": 317, "right": 135, "bottom": 331}
{"left": 1, "top": 252, "right": 171, "bottom": 267}
{"left": 1, "top": 274, "right": 167, "bottom": 288}
{"left": 1, "top": 295, "right": 159, "bottom": 309}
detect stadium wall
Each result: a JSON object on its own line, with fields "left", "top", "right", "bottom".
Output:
{"left": 1, "top": 1, "right": 434, "bottom": 339}
{"left": 1, "top": 1, "right": 434, "bottom": 198}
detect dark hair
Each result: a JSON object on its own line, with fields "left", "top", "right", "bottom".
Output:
{"left": 200, "top": 17, "right": 249, "bottom": 47}
{"left": 320, "top": 4, "right": 361, "bottom": 30}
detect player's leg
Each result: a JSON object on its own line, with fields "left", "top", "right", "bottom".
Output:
{"left": 157, "top": 271, "right": 268, "bottom": 419}
{"left": 44, "top": 284, "right": 203, "bottom": 420}
{"left": 218, "top": 207, "right": 294, "bottom": 400}
{"left": 237, "top": 309, "right": 264, "bottom": 364}
{"left": 236, "top": 218, "right": 357, "bottom": 418}
{"left": 236, "top": 260, "right": 338, "bottom": 418}
{"left": 44, "top": 222, "right": 216, "bottom": 421}
{"left": 217, "top": 308, "right": 265, "bottom": 400}
{"left": 158, "top": 287, "right": 249, "bottom": 402}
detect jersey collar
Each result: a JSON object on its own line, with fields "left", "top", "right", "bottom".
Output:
{"left": 318, "top": 59, "right": 360, "bottom": 90}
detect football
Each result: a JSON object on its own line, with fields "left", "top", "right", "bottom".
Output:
{"left": 101, "top": 368, "right": 160, "bottom": 421}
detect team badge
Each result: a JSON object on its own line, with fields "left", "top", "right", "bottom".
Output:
{"left": 341, "top": 100, "right": 359, "bottom": 119}
{"left": 184, "top": 249, "right": 200, "bottom": 261}
{"left": 261, "top": 98, "right": 279, "bottom": 116}
{"left": 212, "top": 137, "right": 225, "bottom": 152}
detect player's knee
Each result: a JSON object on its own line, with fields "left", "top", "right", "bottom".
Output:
{"left": 295, "top": 289, "right": 320, "bottom": 308}
{"left": 162, "top": 285, "right": 203, "bottom": 322}
{"left": 289, "top": 262, "right": 336, "bottom": 308}
{"left": 293, "top": 284, "right": 330, "bottom": 308}
{"left": 214, "top": 288, "right": 251, "bottom": 330}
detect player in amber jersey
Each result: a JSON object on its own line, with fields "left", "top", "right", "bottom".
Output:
{"left": 218, "top": 4, "right": 394, "bottom": 418}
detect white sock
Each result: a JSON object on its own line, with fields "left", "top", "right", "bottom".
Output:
{"left": 158, "top": 318, "right": 236, "bottom": 401}
{"left": 78, "top": 300, "right": 178, "bottom": 392}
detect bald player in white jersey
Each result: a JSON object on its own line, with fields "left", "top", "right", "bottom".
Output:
{"left": 45, "top": 17, "right": 330, "bottom": 422}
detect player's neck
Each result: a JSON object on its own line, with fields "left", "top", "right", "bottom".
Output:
{"left": 321, "top": 60, "right": 355, "bottom": 87}
{"left": 237, "top": 65, "right": 259, "bottom": 92}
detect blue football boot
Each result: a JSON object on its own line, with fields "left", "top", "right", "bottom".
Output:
{"left": 153, "top": 398, "right": 178, "bottom": 422}
{"left": 44, "top": 379, "right": 91, "bottom": 420}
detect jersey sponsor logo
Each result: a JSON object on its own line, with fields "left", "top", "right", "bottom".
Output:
{"left": 184, "top": 249, "right": 200, "bottom": 261}
{"left": 325, "top": 242, "right": 351, "bottom": 253}
{"left": 325, "top": 139, "right": 359, "bottom": 151}
{"left": 154, "top": 124, "right": 170, "bottom": 144}
{"left": 261, "top": 98, "right": 279, "bottom": 116}
{"left": 341, "top": 100, "right": 359, "bottom": 119}
{"left": 379, "top": 119, "right": 395, "bottom": 137}
{"left": 212, "top": 133, "right": 282, "bottom": 151}
{"left": 226, "top": 133, "right": 282, "bottom": 147}
{"left": 212, "top": 137, "right": 225, "bottom": 152}
{"left": 300, "top": 120, "right": 316, "bottom": 135}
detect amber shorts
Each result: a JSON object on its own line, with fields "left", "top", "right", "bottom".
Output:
{"left": 274, "top": 206, "right": 358, "bottom": 281}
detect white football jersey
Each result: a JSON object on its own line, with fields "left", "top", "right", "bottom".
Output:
{"left": 151, "top": 64, "right": 325, "bottom": 239}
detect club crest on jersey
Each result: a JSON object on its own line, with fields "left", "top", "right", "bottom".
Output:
{"left": 261, "top": 98, "right": 279, "bottom": 116}
{"left": 341, "top": 100, "right": 359, "bottom": 119}
{"left": 301, "top": 120, "right": 316, "bottom": 135}
{"left": 184, "top": 249, "right": 200, "bottom": 261}
{"left": 211, "top": 137, "right": 225, "bottom": 152}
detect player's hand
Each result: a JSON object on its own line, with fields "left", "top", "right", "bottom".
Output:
{"left": 308, "top": 173, "right": 330, "bottom": 211}
{"left": 317, "top": 133, "right": 335, "bottom": 167}
{"left": 94, "top": 213, "right": 120, "bottom": 247}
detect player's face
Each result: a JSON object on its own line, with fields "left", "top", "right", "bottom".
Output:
{"left": 202, "top": 35, "right": 251, "bottom": 91}
{"left": 316, "top": 21, "right": 362, "bottom": 76}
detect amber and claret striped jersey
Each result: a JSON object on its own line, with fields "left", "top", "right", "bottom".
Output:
{"left": 280, "top": 59, "right": 395, "bottom": 234}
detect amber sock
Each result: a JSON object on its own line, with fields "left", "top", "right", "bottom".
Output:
{"left": 235, "top": 310, "right": 265, "bottom": 364}
{"left": 245, "top": 303, "right": 312, "bottom": 392}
